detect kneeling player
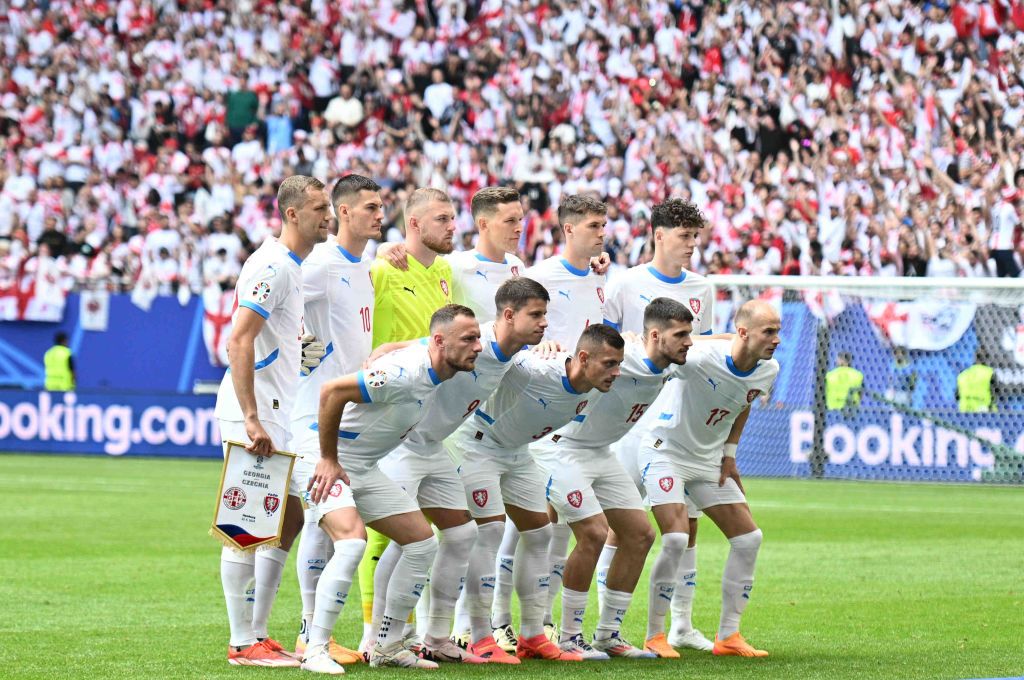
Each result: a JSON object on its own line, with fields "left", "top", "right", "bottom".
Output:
{"left": 639, "top": 299, "right": 780, "bottom": 657}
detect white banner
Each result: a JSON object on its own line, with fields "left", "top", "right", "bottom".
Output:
{"left": 79, "top": 289, "right": 110, "bottom": 331}
{"left": 867, "top": 300, "right": 976, "bottom": 351}
{"left": 211, "top": 441, "right": 295, "bottom": 551}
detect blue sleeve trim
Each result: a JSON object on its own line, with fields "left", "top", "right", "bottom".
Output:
{"left": 658, "top": 412, "right": 673, "bottom": 421}
{"left": 572, "top": 414, "right": 586, "bottom": 422}
{"left": 701, "top": 329, "right": 714, "bottom": 336}
{"left": 603, "top": 319, "right": 621, "bottom": 331}
{"left": 253, "top": 348, "right": 279, "bottom": 370}
{"left": 239, "top": 300, "right": 270, "bottom": 319}
{"left": 356, "top": 370, "right": 372, "bottom": 403}
{"left": 474, "top": 408, "right": 495, "bottom": 424}
{"left": 338, "top": 430, "right": 360, "bottom": 440}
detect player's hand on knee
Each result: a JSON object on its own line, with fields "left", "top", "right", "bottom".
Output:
{"left": 719, "top": 456, "right": 745, "bottom": 495}
{"left": 300, "top": 333, "right": 327, "bottom": 376}
{"left": 377, "top": 242, "right": 409, "bottom": 270}
{"left": 590, "top": 251, "right": 611, "bottom": 275}
{"left": 308, "top": 458, "right": 348, "bottom": 503}
{"left": 244, "top": 419, "right": 275, "bottom": 456}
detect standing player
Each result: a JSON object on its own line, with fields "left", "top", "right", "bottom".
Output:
{"left": 307, "top": 305, "right": 483, "bottom": 669}
{"left": 494, "top": 194, "right": 608, "bottom": 647}
{"left": 289, "top": 174, "right": 384, "bottom": 667}
{"left": 356, "top": 187, "right": 457, "bottom": 651}
{"left": 533, "top": 298, "right": 695, "bottom": 659}
{"left": 638, "top": 299, "right": 780, "bottom": 657}
{"left": 370, "top": 278, "right": 552, "bottom": 664}
{"left": 213, "top": 175, "right": 330, "bottom": 667}
{"left": 458, "top": 324, "right": 625, "bottom": 662}
{"left": 602, "top": 198, "right": 716, "bottom": 656}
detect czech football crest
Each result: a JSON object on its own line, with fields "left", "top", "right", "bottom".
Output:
{"left": 597, "top": 287, "right": 605, "bottom": 303}
{"left": 747, "top": 389, "right": 761, "bottom": 403}
{"left": 689, "top": 298, "right": 701, "bottom": 315}
{"left": 440, "top": 279, "right": 450, "bottom": 297}
{"left": 511, "top": 266, "right": 520, "bottom": 276}
{"left": 659, "top": 477, "right": 674, "bottom": 492}
{"left": 576, "top": 400, "right": 588, "bottom": 414}
{"left": 264, "top": 493, "right": 280, "bottom": 516}
{"left": 567, "top": 490, "right": 583, "bottom": 508}
{"left": 472, "top": 489, "right": 488, "bottom": 507}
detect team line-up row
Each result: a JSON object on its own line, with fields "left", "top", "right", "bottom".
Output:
{"left": 213, "top": 175, "right": 781, "bottom": 672}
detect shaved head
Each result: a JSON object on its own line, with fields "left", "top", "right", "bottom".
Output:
{"left": 734, "top": 299, "right": 780, "bottom": 330}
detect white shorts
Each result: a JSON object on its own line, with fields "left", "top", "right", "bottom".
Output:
{"left": 455, "top": 435, "right": 548, "bottom": 518}
{"left": 289, "top": 415, "right": 319, "bottom": 459}
{"left": 306, "top": 473, "right": 358, "bottom": 523}
{"left": 640, "top": 450, "right": 746, "bottom": 510}
{"left": 379, "top": 444, "right": 468, "bottom": 511}
{"left": 220, "top": 419, "right": 307, "bottom": 498}
{"left": 624, "top": 440, "right": 701, "bottom": 519}
{"left": 536, "top": 446, "right": 644, "bottom": 523}
{"left": 344, "top": 463, "right": 420, "bottom": 524}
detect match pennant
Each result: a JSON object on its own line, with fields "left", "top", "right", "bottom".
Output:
{"left": 210, "top": 441, "right": 297, "bottom": 552}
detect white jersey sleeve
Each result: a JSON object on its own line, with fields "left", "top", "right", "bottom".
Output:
{"left": 333, "top": 344, "right": 444, "bottom": 470}
{"left": 524, "top": 257, "right": 606, "bottom": 347}
{"left": 215, "top": 239, "right": 305, "bottom": 431}
{"left": 402, "top": 321, "right": 522, "bottom": 456}
{"left": 447, "top": 249, "right": 525, "bottom": 323}
{"left": 292, "top": 243, "right": 375, "bottom": 420}
{"left": 645, "top": 340, "right": 779, "bottom": 472}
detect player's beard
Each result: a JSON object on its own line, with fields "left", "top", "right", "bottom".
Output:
{"left": 422, "top": 230, "right": 454, "bottom": 254}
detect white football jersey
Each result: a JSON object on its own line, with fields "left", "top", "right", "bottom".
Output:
{"left": 603, "top": 265, "right": 714, "bottom": 336}
{"left": 446, "top": 249, "right": 525, "bottom": 323}
{"left": 643, "top": 339, "right": 779, "bottom": 471}
{"left": 525, "top": 257, "right": 606, "bottom": 347}
{"left": 534, "top": 341, "right": 678, "bottom": 457}
{"left": 215, "top": 238, "right": 304, "bottom": 430}
{"left": 292, "top": 242, "right": 375, "bottom": 421}
{"left": 465, "top": 352, "right": 595, "bottom": 450}
{"left": 331, "top": 343, "right": 444, "bottom": 471}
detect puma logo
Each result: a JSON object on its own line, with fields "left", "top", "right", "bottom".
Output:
{"left": 403, "top": 286, "right": 416, "bottom": 296}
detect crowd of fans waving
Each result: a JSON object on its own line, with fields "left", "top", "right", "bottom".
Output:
{"left": 3, "top": 0, "right": 1024, "bottom": 301}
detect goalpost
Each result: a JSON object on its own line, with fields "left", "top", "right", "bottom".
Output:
{"left": 706, "top": 275, "right": 1024, "bottom": 484}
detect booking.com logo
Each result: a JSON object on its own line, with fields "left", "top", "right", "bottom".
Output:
{"left": 0, "top": 392, "right": 220, "bottom": 455}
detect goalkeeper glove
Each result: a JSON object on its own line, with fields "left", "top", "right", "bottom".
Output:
{"left": 300, "top": 333, "right": 327, "bottom": 376}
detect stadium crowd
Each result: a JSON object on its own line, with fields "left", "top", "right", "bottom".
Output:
{"left": 2, "top": 0, "right": 1024, "bottom": 299}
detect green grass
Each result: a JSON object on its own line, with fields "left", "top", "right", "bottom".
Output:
{"left": 1, "top": 454, "right": 1022, "bottom": 680}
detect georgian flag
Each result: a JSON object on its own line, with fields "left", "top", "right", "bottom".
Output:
{"left": 80, "top": 288, "right": 110, "bottom": 332}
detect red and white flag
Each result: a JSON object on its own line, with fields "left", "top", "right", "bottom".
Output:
{"left": 202, "top": 284, "right": 235, "bottom": 367}
{"left": 79, "top": 289, "right": 110, "bottom": 332}
{"left": 867, "top": 300, "right": 976, "bottom": 351}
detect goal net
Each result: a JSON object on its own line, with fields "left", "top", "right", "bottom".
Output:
{"left": 709, "top": 275, "right": 1024, "bottom": 484}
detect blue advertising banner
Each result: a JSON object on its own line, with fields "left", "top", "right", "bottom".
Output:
{"left": 0, "top": 389, "right": 221, "bottom": 458}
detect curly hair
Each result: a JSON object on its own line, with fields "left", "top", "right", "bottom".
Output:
{"left": 650, "top": 199, "right": 706, "bottom": 230}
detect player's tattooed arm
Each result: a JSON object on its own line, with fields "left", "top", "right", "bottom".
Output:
{"left": 376, "top": 242, "right": 409, "bottom": 270}
{"left": 719, "top": 406, "right": 751, "bottom": 494}
{"left": 228, "top": 306, "right": 275, "bottom": 456}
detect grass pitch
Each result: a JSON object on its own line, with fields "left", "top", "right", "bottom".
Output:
{"left": 1, "top": 454, "right": 1022, "bottom": 680}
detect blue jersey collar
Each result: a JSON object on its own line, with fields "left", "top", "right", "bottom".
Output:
{"left": 475, "top": 251, "right": 507, "bottom": 264}
{"left": 726, "top": 355, "right": 758, "bottom": 377}
{"left": 559, "top": 258, "right": 590, "bottom": 277}
{"left": 647, "top": 265, "right": 685, "bottom": 284}
{"left": 336, "top": 244, "right": 361, "bottom": 263}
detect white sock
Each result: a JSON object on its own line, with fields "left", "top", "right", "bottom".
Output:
{"left": 466, "top": 521, "right": 504, "bottom": 643}
{"left": 595, "top": 588, "right": 633, "bottom": 640}
{"left": 221, "top": 547, "right": 257, "bottom": 647}
{"left": 595, "top": 544, "right": 617, "bottom": 611}
{"left": 558, "top": 588, "right": 588, "bottom": 642}
{"left": 296, "top": 515, "right": 332, "bottom": 643}
{"left": 670, "top": 546, "right": 698, "bottom": 635}
{"left": 426, "top": 522, "right": 478, "bottom": 643}
{"left": 452, "top": 589, "right": 470, "bottom": 637}
{"left": 310, "top": 538, "right": 367, "bottom": 648}
{"left": 546, "top": 523, "right": 573, "bottom": 626}
{"left": 371, "top": 541, "right": 402, "bottom": 640}
{"left": 515, "top": 524, "right": 553, "bottom": 639}
{"left": 414, "top": 581, "right": 430, "bottom": 638}
{"left": 647, "top": 532, "right": 688, "bottom": 639}
{"left": 379, "top": 536, "right": 438, "bottom": 647}
{"left": 719, "top": 529, "right": 762, "bottom": 639}
{"left": 490, "top": 520, "right": 519, "bottom": 629}
{"left": 252, "top": 546, "right": 288, "bottom": 639}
